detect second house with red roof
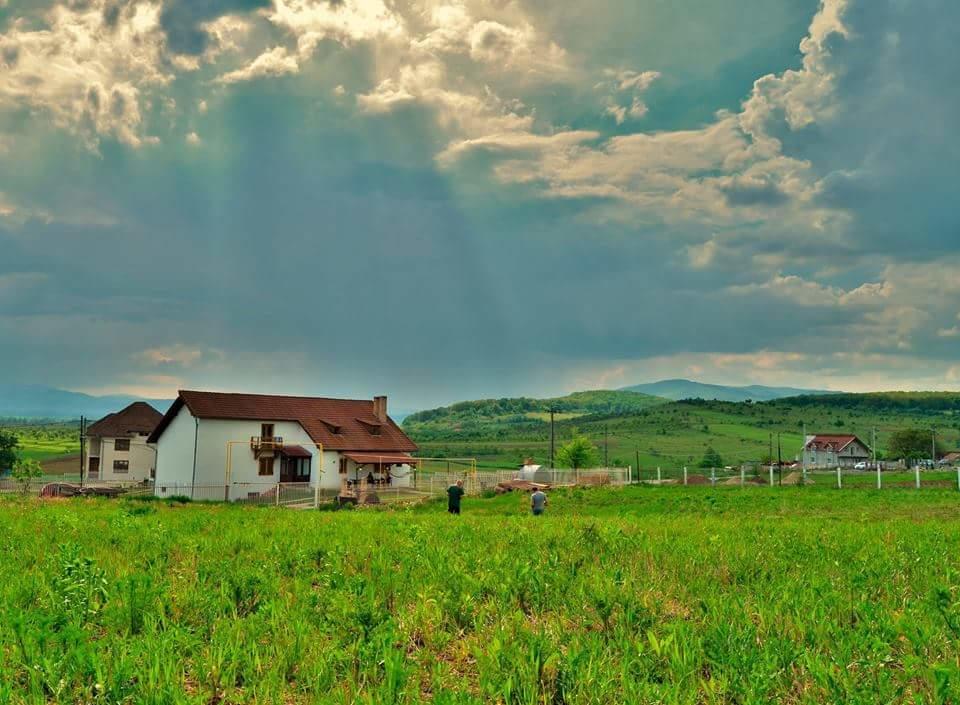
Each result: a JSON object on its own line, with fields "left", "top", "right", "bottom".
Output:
{"left": 148, "top": 390, "right": 418, "bottom": 500}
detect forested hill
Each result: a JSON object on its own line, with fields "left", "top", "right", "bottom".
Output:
{"left": 781, "top": 392, "right": 960, "bottom": 412}
{"left": 403, "top": 390, "right": 666, "bottom": 437}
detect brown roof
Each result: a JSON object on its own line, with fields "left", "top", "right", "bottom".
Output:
{"left": 148, "top": 390, "right": 417, "bottom": 453}
{"left": 279, "top": 444, "right": 313, "bottom": 459}
{"left": 86, "top": 402, "right": 164, "bottom": 438}
{"left": 344, "top": 452, "right": 417, "bottom": 465}
{"left": 804, "top": 434, "right": 868, "bottom": 453}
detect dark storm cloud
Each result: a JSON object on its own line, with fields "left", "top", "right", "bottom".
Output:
{"left": 160, "top": 0, "right": 271, "bottom": 55}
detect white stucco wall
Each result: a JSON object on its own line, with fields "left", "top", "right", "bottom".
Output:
{"left": 154, "top": 405, "right": 199, "bottom": 496}
{"left": 194, "top": 419, "right": 319, "bottom": 499}
{"left": 154, "top": 410, "right": 413, "bottom": 499}
{"left": 97, "top": 435, "right": 155, "bottom": 482}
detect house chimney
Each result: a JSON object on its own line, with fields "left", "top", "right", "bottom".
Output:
{"left": 373, "top": 395, "right": 387, "bottom": 422}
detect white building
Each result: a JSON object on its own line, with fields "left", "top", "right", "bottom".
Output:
{"left": 802, "top": 434, "right": 871, "bottom": 468}
{"left": 148, "top": 390, "right": 418, "bottom": 500}
{"left": 83, "top": 402, "right": 163, "bottom": 483}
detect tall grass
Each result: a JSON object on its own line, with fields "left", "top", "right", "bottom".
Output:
{"left": 1, "top": 487, "right": 959, "bottom": 703}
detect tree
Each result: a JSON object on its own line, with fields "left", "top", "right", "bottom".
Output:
{"left": 888, "top": 428, "right": 942, "bottom": 461}
{"left": 0, "top": 430, "right": 17, "bottom": 472}
{"left": 699, "top": 446, "right": 723, "bottom": 468}
{"left": 11, "top": 458, "right": 42, "bottom": 495}
{"left": 556, "top": 436, "right": 600, "bottom": 470}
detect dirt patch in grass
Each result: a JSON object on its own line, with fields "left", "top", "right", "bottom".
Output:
{"left": 40, "top": 454, "right": 81, "bottom": 475}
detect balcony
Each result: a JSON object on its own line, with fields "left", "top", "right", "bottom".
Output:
{"left": 251, "top": 436, "right": 284, "bottom": 458}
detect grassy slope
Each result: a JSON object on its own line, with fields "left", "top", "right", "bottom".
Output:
{"left": 405, "top": 393, "right": 960, "bottom": 469}
{"left": 2, "top": 488, "right": 960, "bottom": 703}
{"left": 0, "top": 420, "right": 79, "bottom": 465}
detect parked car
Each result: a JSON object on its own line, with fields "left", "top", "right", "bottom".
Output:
{"left": 854, "top": 461, "right": 869, "bottom": 470}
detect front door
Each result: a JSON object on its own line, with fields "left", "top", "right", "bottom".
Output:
{"left": 280, "top": 457, "right": 298, "bottom": 483}
{"left": 88, "top": 457, "right": 100, "bottom": 480}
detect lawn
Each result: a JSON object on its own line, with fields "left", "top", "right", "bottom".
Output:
{"left": 2, "top": 487, "right": 960, "bottom": 703}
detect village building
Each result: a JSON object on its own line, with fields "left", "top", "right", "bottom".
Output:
{"left": 801, "top": 434, "right": 871, "bottom": 468}
{"left": 147, "top": 390, "right": 417, "bottom": 500}
{"left": 83, "top": 402, "right": 163, "bottom": 482}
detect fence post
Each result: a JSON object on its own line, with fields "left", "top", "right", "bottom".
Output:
{"left": 740, "top": 466, "right": 745, "bottom": 487}
{"left": 276, "top": 483, "right": 281, "bottom": 506}
{"left": 314, "top": 483, "right": 320, "bottom": 509}
{"left": 657, "top": 466, "right": 661, "bottom": 483}
{"left": 915, "top": 465, "right": 921, "bottom": 490}
{"left": 769, "top": 465, "right": 774, "bottom": 487}
{"left": 876, "top": 463, "right": 881, "bottom": 490}
{"left": 710, "top": 467, "right": 716, "bottom": 486}
{"left": 683, "top": 466, "right": 688, "bottom": 486}
{"left": 836, "top": 466, "right": 842, "bottom": 489}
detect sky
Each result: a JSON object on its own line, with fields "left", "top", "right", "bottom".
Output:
{"left": 0, "top": 0, "right": 958, "bottom": 410}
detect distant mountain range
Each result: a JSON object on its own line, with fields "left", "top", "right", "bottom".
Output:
{"left": 620, "top": 379, "right": 835, "bottom": 402}
{"left": 0, "top": 384, "right": 171, "bottom": 420}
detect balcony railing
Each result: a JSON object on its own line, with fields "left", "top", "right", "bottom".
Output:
{"left": 251, "top": 436, "right": 284, "bottom": 457}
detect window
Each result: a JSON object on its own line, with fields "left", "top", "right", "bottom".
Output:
{"left": 115, "top": 438, "right": 130, "bottom": 451}
{"left": 261, "top": 423, "right": 274, "bottom": 439}
{"left": 369, "top": 425, "right": 381, "bottom": 436}
{"left": 113, "top": 460, "right": 129, "bottom": 473}
{"left": 259, "top": 457, "right": 275, "bottom": 476}
{"left": 339, "top": 456, "right": 348, "bottom": 475}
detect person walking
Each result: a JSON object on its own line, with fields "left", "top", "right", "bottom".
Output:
{"left": 530, "top": 487, "right": 547, "bottom": 516}
{"left": 447, "top": 479, "right": 465, "bottom": 515}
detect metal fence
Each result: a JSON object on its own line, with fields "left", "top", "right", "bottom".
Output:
{"left": 630, "top": 464, "right": 960, "bottom": 490}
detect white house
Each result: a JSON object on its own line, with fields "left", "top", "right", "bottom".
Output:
{"left": 148, "top": 390, "right": 418, "bottom": 500}
{"left": 83, "top": 402, "right": 163, "bottom": 483}
{"left": 802, "top": 434, "right": 871, "bottom": 468}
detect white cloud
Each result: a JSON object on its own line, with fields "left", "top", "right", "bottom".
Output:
{"left": 215, "top": 46, "right": 300, "bottom": 84}
{"left": 185, "top": 131, "right": 201, "bottom": 145}
{"left": 136, "top": 344, "right": 206, "bottom": 367}
{"left": 266, "top": 0, "right": 405, "bottom": 57}
{"left": 0, "top": 1, "right": 171, "bottom": 148}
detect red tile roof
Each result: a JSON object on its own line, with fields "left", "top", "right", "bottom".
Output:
{"left": 344, "top": 452, "right": 417, "bottom": 465}
{"left": 86, "top": 402, "right": 164, "bottom": 438}
{"left": 804, "top": 434, "right": 867, "bottom": 452}
{"left": 148, "top": 390, "right": 417, "bottom": 453}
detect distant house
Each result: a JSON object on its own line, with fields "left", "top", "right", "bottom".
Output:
{"left": 84, "top": 402, "right": 163, "bottom": 482}
{"left": 940, "top": 451, "right": 960, "bottom": 466}
{"left": 802, "top": 434, "right": 871, "bottom": 468}
{"left": 147, "top": 390, "right": 418, "bottom": 500}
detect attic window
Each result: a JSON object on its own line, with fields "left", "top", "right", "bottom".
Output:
{"left": 355, "top": 417, "right": 383, "bottom": 436}
{"left": 320, "top": 419, "right": 342, "bottom": 435}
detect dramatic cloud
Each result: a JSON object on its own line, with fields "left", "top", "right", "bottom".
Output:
{"left": 0, "top": 1, "right": 171, "bottom": 148}
{"left": 0, "top": 0, "right": 958, "bottom": 406}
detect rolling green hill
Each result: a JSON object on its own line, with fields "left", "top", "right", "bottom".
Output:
{"left": 621, "top": 378, "right": 832, "bottom": 402}
{"left": 404, "top": 391, "right": 960, "bottom": 470}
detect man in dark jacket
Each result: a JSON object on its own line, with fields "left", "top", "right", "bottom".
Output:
{"left": 447, "top": 479, "right": 465, "bottom": 514}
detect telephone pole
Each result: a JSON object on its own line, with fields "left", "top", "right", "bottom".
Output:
{"left": 78, "top": 416, "right": 86, "bottom": 487}
{"left": 549, "top": 408, "right": 555, "bottom": 469}
{"left": 932, "top": 427, "right": 937, "bottom": 467}
{"left": 603, "top": 425, "right": 609, "bottom": 467}
{"left": 777, "top": 433, "right": 783, "bottom": 486}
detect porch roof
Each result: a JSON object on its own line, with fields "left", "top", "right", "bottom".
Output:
{"left": 344, "top": 452, "right": 417, "bottom": 466}
{"left": 280, "top": 445, "right": 313, "bottom": 458}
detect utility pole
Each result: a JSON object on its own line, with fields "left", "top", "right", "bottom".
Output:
{"left": 777, "top": 433, "right": 783, "bottom": 486}
{"left": 79, "top": 416, "right": 85, "bottom": 487}
{"left": 603, "top": 424, "right": 609, "bottom": 467}
{"left": 802, "top": 422, "right": 807, "bottom": 481}
{"left": 549, "top": 409, "right": 555, "bottom": 469}
{"left": 635, "top": 448, "right": 640, "bottom": 482}
{"left": 932, "top": 427, "right": 937, "bottom": 467}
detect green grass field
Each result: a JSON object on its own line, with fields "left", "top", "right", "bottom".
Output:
{"left": 2, "top": 486, "right": 960, "bottom": 703}
{"left": 407, "top": 395, "right": 960, "bottom": 470}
